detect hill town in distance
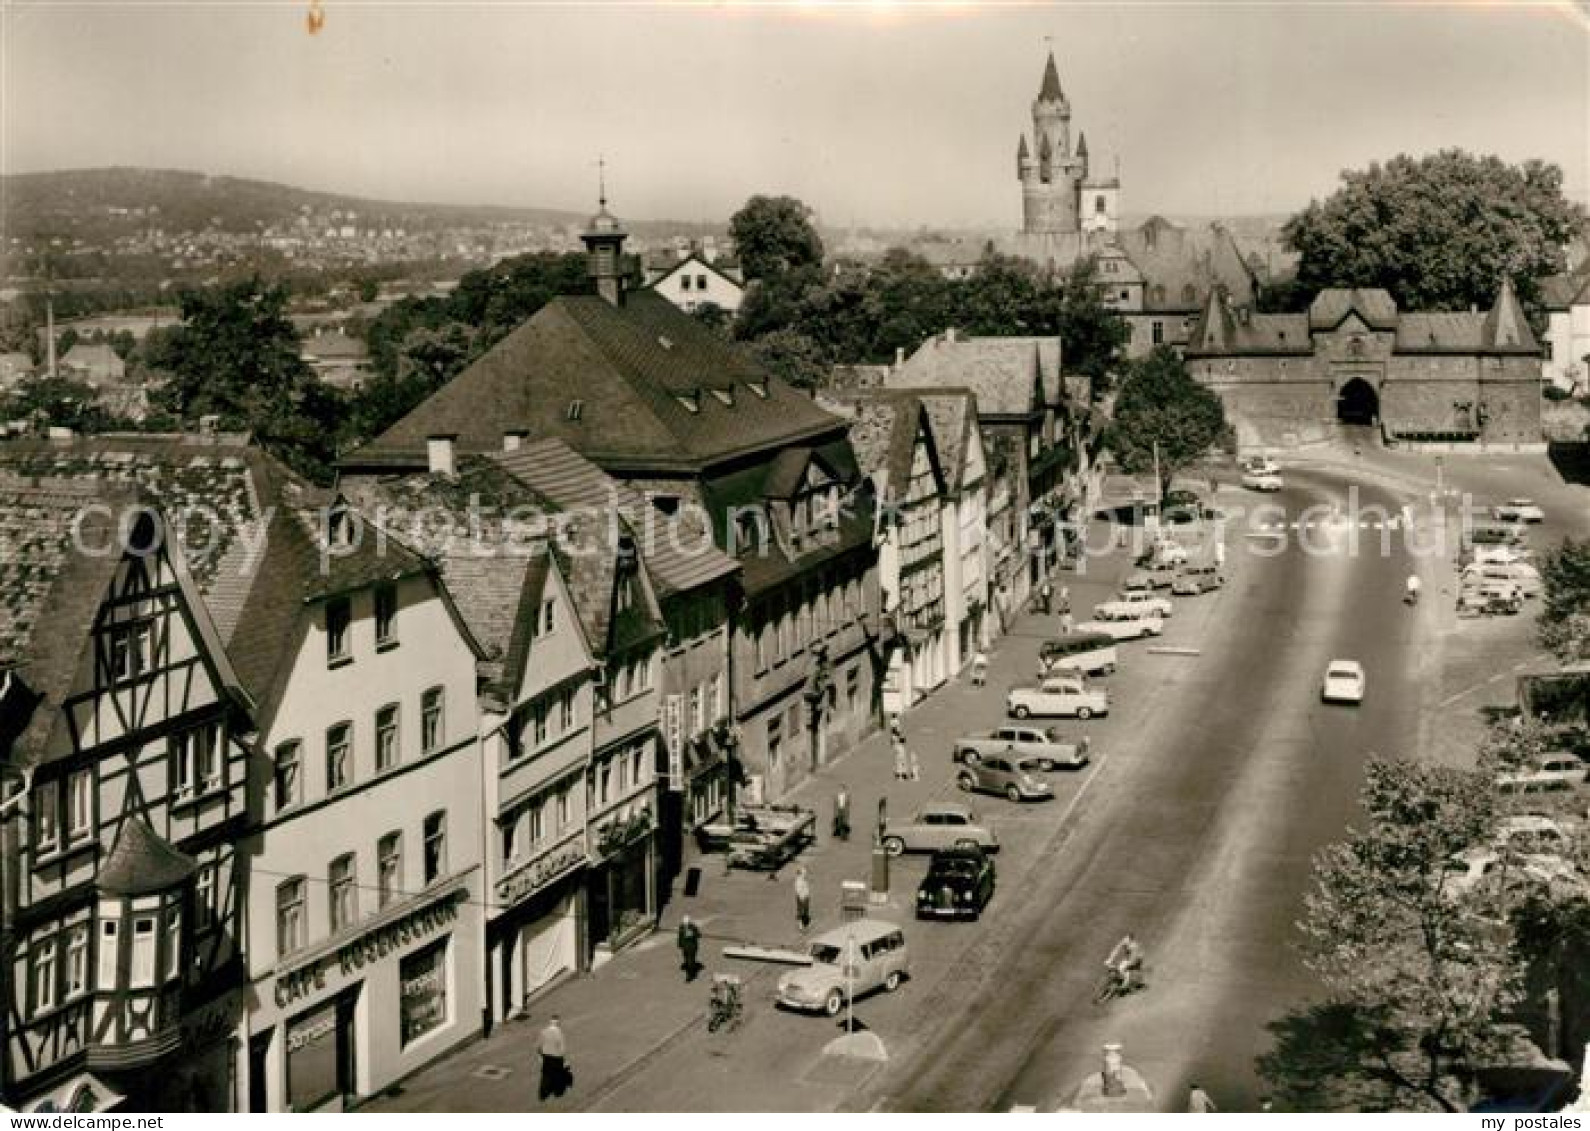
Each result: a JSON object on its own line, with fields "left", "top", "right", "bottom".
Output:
{"left": 2, "top": 23, "right": 1590, "bottom": 1118}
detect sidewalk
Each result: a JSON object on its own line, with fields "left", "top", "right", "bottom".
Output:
{"left": 364, "top": 566, "right": 1116, "bottom": 1113}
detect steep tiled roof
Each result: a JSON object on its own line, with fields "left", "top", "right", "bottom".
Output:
{"left": 815, "top": 390, "right": 930, "bottom": 503}
{"left": 492, "top": 437, "right": 737, "bottom": 599}
{"left": 1117, "top": 220, "right": 1258, "bottom": 313}
{"left": 1038, "top": 52, "right": 1064, "bottom": 101}
{"left": 1479, "top": 278, "right": 1540, "bottom": 354}
{"left": 915, "top": 389, "right": 979, "bottom": 492}
{"left": 1541, "top": 269, "right": 1590, "bottom": 310}
{"left": 344, "top": 290, "right": 846, "bottom": 475}
{"left": 99, "top": 817, "right": 197, "bottom": 896}
{"left": 887, "top": 333, "right": 1058, "bottom": 417}
{"left": 1184, "top": 290, "right": 1310, "bottom": 357}
{"left": 1308, "top": 288, "right": 1399, "bottom": 331}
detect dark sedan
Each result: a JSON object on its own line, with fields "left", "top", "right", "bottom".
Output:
{"left": 915, "top": 846, "right": 996, "bottom": 921}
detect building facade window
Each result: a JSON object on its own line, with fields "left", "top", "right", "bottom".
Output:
{"left": 277, "top": 878, "right": 307, "bottom": 957}
{"left": 399, "top": 940, "right": 449, "bottom": 1047}
{"left": 171, "top": 722, "right": 222, "bottom": 798}
{"left": 329, "top": 855, "right": 358, "bottom": 932}
{"left": 374, "top": 584, "right": 398, "bottom": 648}
{"left": 105, "top": 620, "right": 155, "bottom": 685}
{"left": 423, "top": 811, "right": 447, "bottom": 883}
{"left": 375, "top": 704, "right": 400, "bottom": 772}
{"left": 378, "top": 833, "right": 403, "bottom": 909}
{"left": 130, "top": 916, "right": 156, "bottom": 988}
{"left": 65, "top": 925, "right": 88, "bottom": 998}
{"left": 275, "top": 741, "right": 302, "bottom": 810}
{"left": 163, "top": 907, "right": 182, "bottom": 982}
{"left": 326, "top": 723, "right": 352, "bottom": 792}
{"left": 98, "top": 918, "right": 119, "bottom": 988}
{"left": 35, "top": 779, "right": 59, "bottom": 852}
{"left": 421, "top": 688, "right": 444, "bottom": 754}
{"left": 325, "top": 597, "right": 352, "bottom": 665}
{"left": 195, "top": 863, "right": 217, "bottom": 928}
{"left": 31, "top": 940, "right": 57, "bottom": 1015}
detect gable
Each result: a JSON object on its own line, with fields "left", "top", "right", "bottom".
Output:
{"left": 961, "top": 423, "right": 988, "bottom": 489}
{"left": 512, "top": 556, "right": 594, "bottom": 705}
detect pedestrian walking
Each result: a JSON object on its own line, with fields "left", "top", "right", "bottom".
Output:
{"left": 793, "top": 866, "right": 812, "bottom": 933}
{"left": 1058, "top": 585, "right": 1070, "bottom": 615}
{"left": 1040, "top": 579, "right": 1054, "bottom": 615}
{"left": 677, "top": 915, "right": 701, "bottom": 982}
{"left": 907, "top": 746, "right": 920, "bottom": 781}
{"left": 1059, "top": 611, "right": 1074, "bottom": 635}
{"left": 970, "top": 650, "right": 989, "bottom": 687}
{"left": 893, "top": 735, "right": 910, "bottom": 780}
{"left": 537, "top": 1016, "right": 570, "bottom": 1101}
{"left": 832, "top": 785, "right": 851, "bottom": 840}
{"left": 1186, "top": 1083, "right": 1217, "bottom": 1113}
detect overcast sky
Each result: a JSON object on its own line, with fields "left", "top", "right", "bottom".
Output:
{"left": 4, "top": 2, "right": 1587, "bottom": 229}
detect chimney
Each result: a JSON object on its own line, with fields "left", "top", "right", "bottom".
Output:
{"left": 945, "top": 327, "right": 958, "bottom": 343}
{"left": 502, "top": 430, "right": 528, "bottom": 452}
{"left": 427, "top": 434, "right": 458, "bottom": 477}
{"left": 198, "top": 413, "right": 220, "bottom": 436}
{"left": 894, "top": 346, "right": 905, "bottom": 368}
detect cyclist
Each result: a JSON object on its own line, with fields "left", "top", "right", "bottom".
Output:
{"left": 1405, "top": 573, "right": 1422, "bottom": 605}
{"left": 1104, "top": 932, "right": 1144, "bottom": 994}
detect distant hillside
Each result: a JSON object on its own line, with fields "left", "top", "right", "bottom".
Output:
{"left": 1, "top": 167, "right": 713, "bottom": 241}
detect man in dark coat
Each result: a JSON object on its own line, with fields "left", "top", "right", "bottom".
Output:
{"left": 677, "top": 915, "right": 701, "bottom": 982}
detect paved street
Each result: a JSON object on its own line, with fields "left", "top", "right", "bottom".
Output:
{"left": 364, "top": 451, "right": 1586, "bottom": 1115}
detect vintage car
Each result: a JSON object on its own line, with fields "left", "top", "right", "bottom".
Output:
{"left": 956, "top": 753, "right": 1053, "bottom": 802}
{"left": 1171, "top": 565, "right": 1224, "bottom": 596}
{"left": 1321, "top": 659, "right": 1366, "bottom": 704}
{"left": 915, "top": 847, "right": 996, "bottom": 920}
{"left": 1074, "top": 607, "right": 1164, "bottom": 641}
{"left": 776, "top": 920, "right": 910, "bottom": 1015}
{"left": 1123, "top": 562, "right": 1179, "bottom": 591}
{"left": 1096, "top": 589, "right": 1174, "bottom": 620}
{"left": 1241, "top": 470, "right": 1283, "bottom": 492}
{"left": 1006, "top": 675, "right": 1110, "bottom": 720}
{"left": 954, "top": 725, "right": 1091, "bottom": 770}
{"left": 1493, "top": 498, "right": 1546, "bottom": 524}
{"left": 880, "top": 801, "right": 999, "bottom": 856}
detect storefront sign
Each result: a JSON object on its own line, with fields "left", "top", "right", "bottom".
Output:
{"left": 662, "top": 693, "right": 683, "bottom": 793}
{"left": 286, "top": 1000, "right": 340, "bottom": 1112}
{"left": 399, "top": 940, "right": 448, "bottom": 1046}
{"left": 272, "top": 890, "right": 462, "bottom": 1008}
{"left": 496, "top": 833, "right": 585, "bottom": 907}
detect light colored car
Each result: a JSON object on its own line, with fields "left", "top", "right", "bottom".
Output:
{"left": 954, "top": 725, "right": 1092, "bottom": 770}
{"left": 1461, "top": 561, "right": 1542, "bottom": 598}
{"left": 1321, "top": 659, "right": 1366, "bottom": 704}
{"left": 1036, "top": 632, "right": 1119, "bottom": 678}
{"left": 1096, "top": 589, "right": 1173, "bottom": 620}
{"left": 1495, "top": 815, "right": 1574, "bottom": 855}
{"left": 1123, "top": 563, "right": 1178, "bottom": 591}
{"left": 1443, "top": 848, "right": 1578, "bottom": 900}
{"left": 1242, "top": 456, "right": 1281, "bottom": 476}
{"left": 956, "top": 754, "right": 1054, "bottom": 802}
{"left": 1007, "top": 675, "right": 1110, "bottom": 720}
{"left": 881, "top": 802, "right": 999, "bottom": 856}
{"left": 1076, "top": 607, "right": 1165, "bottom": 641}
{"left": 1465, "top": 543, "right": 1533, "bottom": 566}
{"left": 776, "top": 920, "right": 910, "bottom": 1015}
{"left": 1143, "top": 539, "right": 1190, "bottom": 567}
{"left": 1242, "top": 470, "right": 1283, "bottom": 492}
{"left": 1171, "top": 565, "right": 1224, "bottom": 596}
{"left": 1493, "top": 498, "right": 1545, "bottom": 524}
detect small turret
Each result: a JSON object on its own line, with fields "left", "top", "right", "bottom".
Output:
{"left": 1038, "top": 51, "right": 1064, "bottom": 103}
{"left": 1076, "top": 131, "right": 1089, "bottom": 177}
{"left": 1017, "top": 134, "right": 1032, "bottom": 181}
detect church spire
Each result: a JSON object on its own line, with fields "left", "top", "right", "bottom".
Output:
{"left": 1076, "top": 131, "right": 1088, "bottom": 158}
{"left": 1038, "top": 51, "right": 1064, "bottom": 102}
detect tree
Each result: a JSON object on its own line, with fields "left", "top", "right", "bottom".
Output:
{"left": 150, "top": 275, "right": 342, "bottom": 482}
{"left": 1259, "top": 758, "right": 1523, "bottom": 1112}
{"left": 742, "top": 327, "right": 831, "bottom": 392}
{"left": 729, "top": 195, "right": 824, "bottom": 282}
{"left": 1105, "top": 347, "right": 1228, "bottom": 496}
{"left": 1538, "top": 538, "right": 1590, "bottom": 663}
{"left": 1055, "top": 258, "right": 1130, "bottom": 402}
{"left": 0, "top": 375, "right": 124, "bottom": 433}
{"left": 1283, "top": 150, "right": 1588, "bottom": 319}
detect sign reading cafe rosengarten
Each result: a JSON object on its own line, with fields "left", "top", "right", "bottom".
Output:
{"left": 274, "top": 890, "right": 462, "bottom": 1009}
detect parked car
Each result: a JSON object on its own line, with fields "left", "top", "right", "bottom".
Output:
{"left": 1171, "top": 565, "right": 1224, "bottom": 596}
{"left": 1465, "top": 543, "right": 1533, "bottom": 566}
{"left": 1037, "top": 632, "right": 1119, "bottom": 678}
{"left": 1160, "top": 489, "right": 1213, "bottom": 524}
{"left": 1143, "top": 538, "right": 1190, "bottom": 566}
{"left": 776, "top": 920, "right": 910, "bottom": 1015}
{"left": 1461, "top": 561, "right": 1542, "bottom": 598}
{"left": 1493, "top": 498, "right": 1546, "bottom": 524}
{"left": 957, "top": 753, "right": 1054, "bottom": 802}
{"left": 1123, "top": 562, "right": 1179, "bottom": 591}
{"left": 1495, "top": 815, "right": 1574, "bottom": 855}
{"left": 1321, "top": 659, "right": 1366, "bottom": 704}
{"left": 915, "top": 847, "right": 996, "bottom": 921}
{"left": 1242, "top": 456, "right": 1281, "bottom": 476}
{"left": 1443, "top": 848, "right": 1578, "bottom": 900}
{"left": 1096, "top": 589, "right": 1174, "bottom": 620}
{"left": 954, "top": 725, "right": 1092, "bottom": 770}
{"left": 1457, "top": 582, "right": 1523, "bottom": 617}
{"left": 881, "top": 802, "right": 999, "bottom": 856}
{"left": 1242, "top": 470, "right": 1283, "bottom": 492}
{"left": 1076, "top": 607, "right": 1164, "bottom": 641}
{"left": 1465, "top": 523, "right": 1528, "bottom": 549}
{"left": 1006, "top": 675, "right": 1110, "bottom": 720}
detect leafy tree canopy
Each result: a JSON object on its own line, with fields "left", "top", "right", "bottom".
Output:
{"left": 1539, "top": 537, "right": 1590, "bottom": 663}
{"left": 729, "top": 195, "right": 825, "bottom": 282}
{"left": 1104, "top": 346, "right": 1228, "bottom": 495}
{"left": 1260, "top": 758, "right": 1522, "bottom": 1112}
{"left": 1283, "top": 150, "right": 1588, "bottom": 319}
{"left": 0, "top": 376, "right": 128, "bottom": 434}
{"left": 149, "top": 275, "right": 343, "bottom": 482}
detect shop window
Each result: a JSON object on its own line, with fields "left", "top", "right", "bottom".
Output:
{"left": 277, "top": 878, "right": 307, "bottom": 958}
{"left": 325, "top": 597, "right": 352, "bottom": 665}
{"left": 423, "top": 811, "right": 447, "bottom": 884}
{"left": 326, "top": 723, "right": 353, "bottom": 792}
{"left": 374, "top": 583, "right": 398, "bottom": 648}
{"left": 275, "top": 741, "right": 302, "bottom": 811}
{"left": 421, "top": 687, "right": 444, "bottom": 754}
{"left": 378, "top": 833, "right": 403, "bottom": 909}
{"left": 375, "top": 704, "right": 400, "bottom": 773}
{"left": 400, "top": 940, "right": 449, "bottom": 1046}
{"left": 329, "top": 855, "right": 358, "bottom": 932}
{"left": 130, "top": 915, "right": 156, "bottom": 988}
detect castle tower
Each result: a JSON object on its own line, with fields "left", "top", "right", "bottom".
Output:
{"left": 1018, "top": 51, "right": 1083, "bottom": 236}
{"left": 581, "top": 163, "right": 628, "bottom": 306}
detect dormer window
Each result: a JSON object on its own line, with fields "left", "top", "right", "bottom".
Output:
{"left": 747, "top": 380, "right": 769, "bottom": 399}
{"left": 567, "top": 400, "right": 584, "bottom": 422}
{"left": 675, "top": 391, "right": 701, "bottom": 414}
{"left": 657, "top": 335, "right": 674, "bottom": 350}
{"left": 710, "top": 387, "right": 735, "bottom": 407}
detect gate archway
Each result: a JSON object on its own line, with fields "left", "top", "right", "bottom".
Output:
{"left": 1336, "top": 377, "right": 1379, "bottom": 426}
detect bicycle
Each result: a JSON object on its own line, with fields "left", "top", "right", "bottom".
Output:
{"left": 1092, "top": 962, "right": 1142, "bottom": 1005}
{"left": 707, "top": 973, "right": 743, "bottom": 1033}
